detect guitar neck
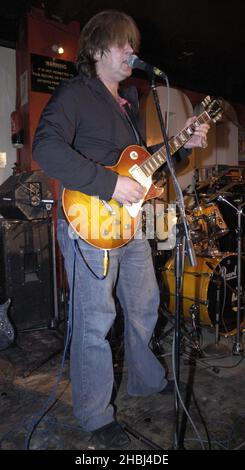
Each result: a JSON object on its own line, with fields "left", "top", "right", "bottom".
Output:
{"left": 139, "top": 110, "right": 211, "bottom": 177}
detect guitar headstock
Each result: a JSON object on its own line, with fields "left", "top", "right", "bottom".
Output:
{"left": 201, "top": 96, "right": 223, "bottom": 123}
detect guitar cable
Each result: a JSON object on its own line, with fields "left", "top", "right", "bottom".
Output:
{"left": 73, "top": 239, "right": 110, "bottom": 280}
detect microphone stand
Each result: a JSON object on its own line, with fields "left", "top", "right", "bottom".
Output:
{"left": 150, "top": 75, "right": 197, "bottom": 449}
{"left": 218, "top": 195, "right": 244, "bottom": 355}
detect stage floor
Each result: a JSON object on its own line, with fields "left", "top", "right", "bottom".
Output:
{"left": 0, "top": 313, "right": 245, "bottom": 451}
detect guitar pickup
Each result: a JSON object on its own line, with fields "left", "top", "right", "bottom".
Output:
{"left": 128, "top": 164, "right": 148, "bottom": 186}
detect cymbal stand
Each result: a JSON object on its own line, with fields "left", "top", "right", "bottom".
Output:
{"left": 218, "top": 195, "right": 244, "bottom": 355}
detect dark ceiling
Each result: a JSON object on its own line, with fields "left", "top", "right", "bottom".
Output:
{"left": 0, "top": 0, "right": 245, "bottom": 104}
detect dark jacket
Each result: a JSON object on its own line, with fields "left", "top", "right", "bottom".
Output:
{"left": 32, "top": 74, "right": 190, "bottom": 201}
{"left": 32, "top": 75, "right": 140, "bottom": 200}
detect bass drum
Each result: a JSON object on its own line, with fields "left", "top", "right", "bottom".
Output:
{"left": 162, "top": 253, "right": 244, "bottom": 335}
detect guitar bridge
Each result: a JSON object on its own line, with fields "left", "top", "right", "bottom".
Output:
{"left": 101, "top": 200, "right": 116, "bottom": 215}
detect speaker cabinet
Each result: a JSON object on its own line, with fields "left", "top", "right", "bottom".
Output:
{"left": 0, "top": 219, "right": 55, "bottom": 331}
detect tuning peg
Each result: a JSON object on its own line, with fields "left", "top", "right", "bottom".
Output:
{"left": 202, "top": 96, "right": 210, "bottom": 108}
{"left": 213, "top": 112, "right": 222, "bottom": 123}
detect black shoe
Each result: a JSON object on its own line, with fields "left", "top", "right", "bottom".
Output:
{"left": 91, "top": 421, "right": 130, "bottom": 449}
{"left": 159, "top": 380, "right": 186, "bottom": 395}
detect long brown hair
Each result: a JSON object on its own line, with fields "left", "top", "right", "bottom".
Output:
{"left": 76, "top": 10, "right": 141, "bottom": 77}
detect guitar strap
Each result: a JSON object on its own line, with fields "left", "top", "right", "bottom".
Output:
{"left": 123, "top": 103, "right": 146, "bottom": 147}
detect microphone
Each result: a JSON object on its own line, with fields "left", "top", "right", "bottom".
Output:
{"left": 127, "top": 54, "right": 166, "bottom": 78}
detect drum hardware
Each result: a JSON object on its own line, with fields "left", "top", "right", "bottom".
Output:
{"left": 194, "top": 165, "right": 232, "bottom": 186}
{"left": 189, "top": 304, "right": 200, "bottom": 326}
{"left": 203, "top": 268, "right": 230, "bottom": 355}
{"left": 195, "top": 167, "right": 245, "bottom": 191}
{"left": 204, "top": 182, "right": 243, "bottom": 204}
{"left": 192, "top": 203, "right": 229, "bottom": 239}
{"left": 188, "top": 304, "right": 203, "bottom": 355}
{"left": 218, "top": 195, "right": 245, "bottom": 355}
{"left": 186, "top": 201, "right": 228, "bottom": 254}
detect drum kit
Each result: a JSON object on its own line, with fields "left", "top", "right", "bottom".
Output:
{"left": 161, "top": 166, "right": 245, "bottom": 347}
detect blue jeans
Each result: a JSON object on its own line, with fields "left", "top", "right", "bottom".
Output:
{"left": 57, "top": 219, "right": 167, "bottom": 431}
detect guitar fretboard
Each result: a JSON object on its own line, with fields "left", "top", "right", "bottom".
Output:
{"left": 140, "top": 111, "right": 211, "bottom": 177}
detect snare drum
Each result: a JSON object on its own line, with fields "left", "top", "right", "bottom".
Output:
{"left": 162, "top": 253, "right": 244, "bottom": 334}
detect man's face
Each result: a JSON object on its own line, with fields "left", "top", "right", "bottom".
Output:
{"left": 95, "top": 42, "right": 134, "bottom": 83}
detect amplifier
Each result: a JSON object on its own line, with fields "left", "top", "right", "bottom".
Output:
{"left": 0, "top": 219, "right": 55, "bottom": 331}
{"left": 0, "top": 170, "right": 53, "bottom": 220}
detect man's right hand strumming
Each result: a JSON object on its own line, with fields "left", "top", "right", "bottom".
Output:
{"left": 112, "top": 174, "right": 145, "bottom": 205}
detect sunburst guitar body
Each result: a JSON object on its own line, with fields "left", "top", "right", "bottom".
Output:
{"left": 62, "top": 145, "right": 162, "bottom": 250}
{"left": 62, "top": 96, "right": 222, "bottom": 250}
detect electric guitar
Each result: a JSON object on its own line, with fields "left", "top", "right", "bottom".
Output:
{"left": 62, "top": 96, "right": 222, "bottom": 250}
